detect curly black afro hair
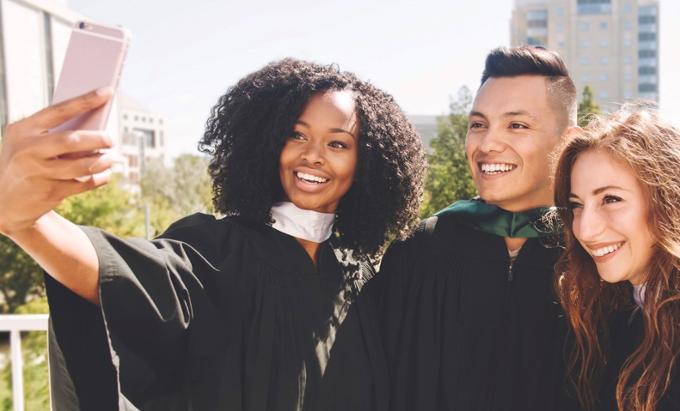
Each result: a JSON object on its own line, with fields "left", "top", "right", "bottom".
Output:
{"left": 198, "top": 58, "right": 425, "bottom": 257}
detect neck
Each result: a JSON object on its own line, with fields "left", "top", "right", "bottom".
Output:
{"left": 504, "top": 237, "right": 527, "bottom": 251}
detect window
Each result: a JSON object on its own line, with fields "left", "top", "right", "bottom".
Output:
{"left": 580, "top": 40, "right": 589, "bottom": 48}
{"left": 580, "top": 57, "right": 589, "bottom": 65}
{"left": 134, "top": 115, "right": 138, "bottom": 121}
{"left": 623, "top": 20, "right": 632, "bottom": 31}
{"left": 639, "top": 49, "right": 656, "bottom": 58}
{"left": 639, "top": 83, "right": 657, "bottom": 93}
{"left": 639, "top": 15, "right": 656, "bottom": 25}
{"left": 639, "top": 66, "right": 656, "bottom": 75}
{"left": 528, "top": 19, "right": 548, "bottom": 28}
{"left": 579, "top": 22, "right": 590, "bottom": 31}
{"left": 582, "top": 74, "right": 590, "bottom": 82}
{"left": 600, "top": 39, "right": 608, "bottom": 47}
{"left": 599, "top": 21, "right": 608, "bottom": 30}
{"left": 577, "top": 0, "right": 612, "bottom": 15}
{"left": 123, "top": 113, "right": 128, "bottom": 120}
{"left": 639, "top": 32, "right": 656, "bottom": 42}
{"left": 623, "top": 56, "right": 632, "bottom": 65}
{"left": 601, "top": 57, "right": 609, "bottom": 65}
{"left": 599, "top": 91, "right": 608, "bottom": 99}
{"left": 624, "top": 73, "right": 632, "bottom": 81}
{"left": 600, "top": 73, "right": 608, "bottom": 81}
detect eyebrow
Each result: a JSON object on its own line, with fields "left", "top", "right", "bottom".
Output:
{"left": 568, "top": 185, "right": 628, "bottom": 199}
{"left": 295, "top": 121, "right": 357, "bottom": 139}
{"left": 468, "top": 110, "right": 537, "bottom": 121}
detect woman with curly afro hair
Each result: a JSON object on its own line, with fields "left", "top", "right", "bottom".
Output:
{"left": 0, "top": 58, "right": 425, "bottom": 410}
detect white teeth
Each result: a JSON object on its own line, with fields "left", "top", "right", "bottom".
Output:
{"left": 591, "top": 242, "right": 624, "bottom": 257}
{"left": 295, "top": 171, "right": 329, "bottom": 184}
{"left": 480, "top": 163, "right": 515, "bottom": 174}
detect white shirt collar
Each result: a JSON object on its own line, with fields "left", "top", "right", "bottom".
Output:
{"left": 270, "top": 202, "right": 335, "bottom": 243}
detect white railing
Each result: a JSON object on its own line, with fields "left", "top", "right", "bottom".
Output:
{"left": 0, "top": 314, "right": 49, "bottom": 411}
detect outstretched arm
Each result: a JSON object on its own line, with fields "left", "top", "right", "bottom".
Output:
{"left": 0, "top": 88, "right": 116, "bottom": 304}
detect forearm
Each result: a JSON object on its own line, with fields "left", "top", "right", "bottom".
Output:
{"left": 9, "top": 211, "right": 100, "bottom": 305}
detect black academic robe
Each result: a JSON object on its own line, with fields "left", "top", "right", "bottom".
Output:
{"left": 367, "top": 214, "right": 573, "bottom": 411}
{"left": 596, "top": 308, "right": 680, "bottom": 411}
{"left": 46, "top": 213, "right": 387, "bottom": 411}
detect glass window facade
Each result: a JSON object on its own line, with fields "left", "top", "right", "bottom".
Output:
{"left": 577, "top": 0, "right": 612, "bottom": 15}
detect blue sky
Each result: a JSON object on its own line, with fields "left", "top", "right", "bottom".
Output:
{"left": 68, "top": 0, "right": 679, "bottom": 158}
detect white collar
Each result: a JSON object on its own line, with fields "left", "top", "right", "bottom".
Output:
{"left": 632, "top": 283, "right": 646, "bottom": 308}
{"left": 270, "top": 202, "right": 335, "bottom": 243}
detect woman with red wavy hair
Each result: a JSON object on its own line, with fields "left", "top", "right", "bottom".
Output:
{"left": 554, "top": 107, "right": 680, "bottom": 411}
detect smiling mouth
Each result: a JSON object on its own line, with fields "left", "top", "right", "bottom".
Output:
{"left": 479, "top": 162, "right": 517, "bottom": 175}
{"left": 295, "top": 171, "right": 329, "bottom": 184}
{"left": 589, "top": 241, "right": 625, "bottom": 257}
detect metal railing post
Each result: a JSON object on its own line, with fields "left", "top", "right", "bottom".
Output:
{"left": 10, "top": 329, "right": 24, "bottom": 411}
{"left": 0, "top": 314, "right": 49, "bottom": 411}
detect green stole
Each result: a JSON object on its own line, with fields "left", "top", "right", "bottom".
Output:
{"left": 435, "top": 199, "right": 557, "bottom": 238}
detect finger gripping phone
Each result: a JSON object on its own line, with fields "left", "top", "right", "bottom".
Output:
{"left": 51, "top": 21, "right": 131, "bottom": 132}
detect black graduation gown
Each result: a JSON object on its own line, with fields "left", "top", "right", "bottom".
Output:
{"left": 45, "top": 213, "right": 387, "bottom": 411}
{"left": 597, "top": 308, "right": 680, "bottom": 411}
{"left": 367, "top": 214, "right": 573, "bottom": 411}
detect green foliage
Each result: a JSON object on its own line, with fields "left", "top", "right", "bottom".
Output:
{"left": 577, "top": 85, "right": 602, "bottom": 128}
{"left": 420, "top": 86, "right": 477, "bottom": 217}
{"left": 0, "top": 238, "right": 42, "bottom": 314}
{"left": 139, "top": 154, "right": 214, "bottom": 236}
{"left": 56, "top": 177, "right": 146, "bottom": 238}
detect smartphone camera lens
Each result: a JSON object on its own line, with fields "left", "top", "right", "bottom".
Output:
{"left": 78, "top": 22, "right": 86, "bottom": 29}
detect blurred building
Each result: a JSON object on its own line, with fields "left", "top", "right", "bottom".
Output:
{"left": 118, "top": 94, "right": 166, "bottom": 189}
{"left": 0, "top": 0, "right": 166, "bottom": 189}
{"left": 511, "top": 0, "right": 659, "bottom": 110}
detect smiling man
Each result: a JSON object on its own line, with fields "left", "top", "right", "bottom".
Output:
{"left": 372, "top": 46, "right": 580, "bottom": 411}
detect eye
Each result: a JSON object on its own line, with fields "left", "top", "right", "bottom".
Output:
{"left": 328, "top": 140, "right": 348, "bottom": 149}
{"left": 603, "top": 195, "right": 622, "bottom": 204}
{"left": 510, "top": 123, "right": 528, "bottom": 129}
{"left": 469, "top": 121, "right": 485, "bottom": 130}
{"left": 289, "top": 131, "right": 306, "bottom": 141}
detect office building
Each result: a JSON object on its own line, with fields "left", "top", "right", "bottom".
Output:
{"left": 511, "top": 0, "right": 659, "bottom": 110}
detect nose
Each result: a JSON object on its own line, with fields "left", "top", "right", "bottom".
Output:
{"left": 574, "top": 204, "right": 605, "bottom": 242}
{"left": 301, "top": 140, "right": 325, "bottom": 165}
{"left": 478, "top": 127, "right": 506, "bottom": 154}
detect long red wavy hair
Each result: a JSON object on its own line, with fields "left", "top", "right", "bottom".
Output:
{"left": 554, "top": 107, "right": 680, "bottom": 411}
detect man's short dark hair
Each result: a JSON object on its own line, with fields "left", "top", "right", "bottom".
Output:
{"left": 481, "top": 46, "right": 577, "bottom": 127}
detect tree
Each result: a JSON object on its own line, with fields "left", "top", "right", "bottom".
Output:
{"left": 577, "top": 85, "right": 602, "bottom": 128}
{"left": 0, "top": 237, "right": 42, "bottom": 313}
{"left": 140, "top": 154, "right": 214, "bottom": 236}
{"left": 420, "top": 86, "right": 477, "bottom": 217}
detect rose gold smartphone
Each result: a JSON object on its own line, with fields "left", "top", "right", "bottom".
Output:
{"left": 51, "top": 21, "right": 131, "bottom": 132}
